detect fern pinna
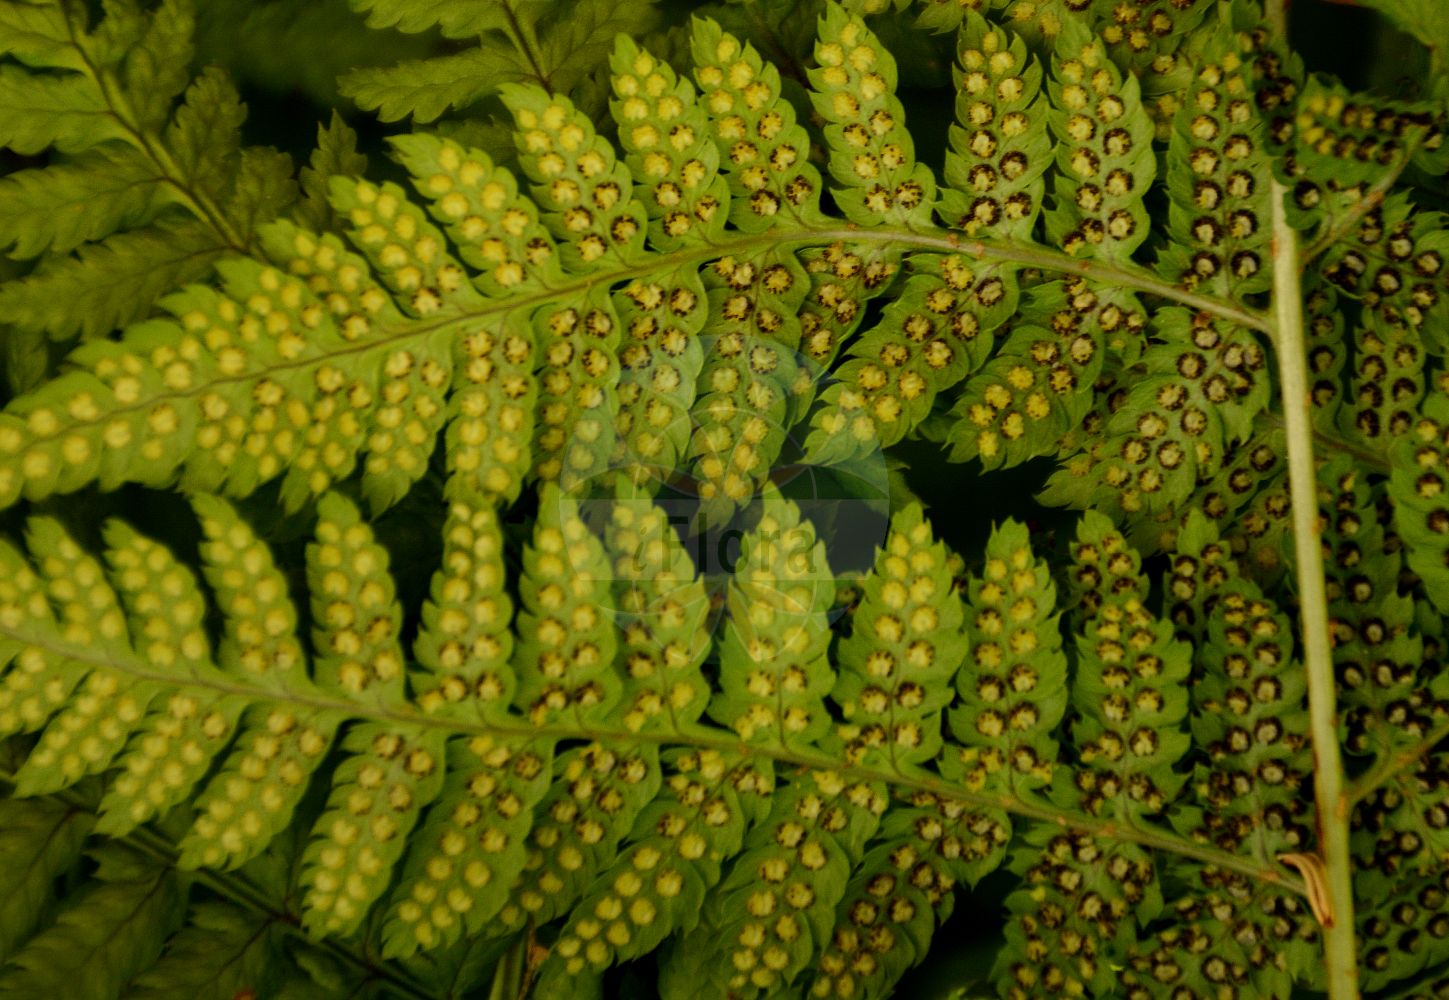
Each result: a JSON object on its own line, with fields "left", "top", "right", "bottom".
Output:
{"left": 0, "top": 0, "right": 1448, "bottom": 998}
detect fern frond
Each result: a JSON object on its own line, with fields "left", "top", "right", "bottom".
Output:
{"left": 2, "top": 1, "right": 1444, "bottom": 994}
{"left": 535, "top": 750, "right": 771, "bottom": 991}
{"left": 381, "top": 733, "right": 550, "bottom": 956}
{"left": 605, "top": 488, "right": 713, "bottom": 733}
{"left": 1045, "top": 20, "right": 1155, "bottom": 262}
{"left": 340, "top": 0, "right": 661, "bottom": 123}
{"left": 0, "top": 2, "right": 294, "bottom": 344}
{"left": 659, "top": 771, "right": 888, "bottom": 1000}
{"left": 805, "top": 792, "right": 1008, "bottom": 1000}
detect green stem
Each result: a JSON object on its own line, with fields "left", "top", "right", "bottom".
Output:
{"left": 1270, "top": 178, "right": 1360, "bottom": 998}
{"left": 1347, "top": 717, "right": 1449, "bottom": 806}
{"left": 1301, "top": 140, "right": 1419, "bottom": 266}
{"left": 1258, "top": 411, "right": 1391, "bottom": 472}
{"left": 8, "top": 224, "right": 1269, "bottom": 457}
{"left": 62, "top": 6, "right": 250, "bottom": 254}
{"left": 499, "top": 0, "right": 552, "bottom": 92}
{"left": 0, "top": 619, "right": 1309, "bottom": 898}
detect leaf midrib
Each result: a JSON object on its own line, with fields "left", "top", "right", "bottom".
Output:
{"left": 0, "top": 614, "right": 1308, "bottom": 899}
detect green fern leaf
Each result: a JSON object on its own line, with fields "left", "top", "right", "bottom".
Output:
{"left": 0, "top": 537, "right": 81, "bottom": 740}
{"left": 1157, "top": 27, "right": 1274, "bottom": 301}
{"left": 411, "top": 494, "right": 516, "bottom": 717}
{"left": 492, "top": 742, "right": 663, "bottom": 934}
{"left": 608, "top": 37, "right": 728, "bottom": 252}
{"left": 605, "top": 488, "right": 713, "bottom": 733}
{"left": 1045, "top": 20, "right": 1155, "bottom": 261}
{"left": 806, "top": 793, "right": 1009, "bottom": 1000}
{"left": 93, "top": 521, "right": 240, "bottom": 835}
{"left": 0, "top": 147, "right": 162, "bottom": 259}
{"left": 0, "top": 65, "right": 120, "bottom": 155}
{"left": 1358, "top": 869, "right": 1449, "bottom": 992}
{"left": 1319, "top": 194, "right": 1449, "bottom": 353}
{"left": 810, "top": 5, "right": 935, "bottom": 228}
{"left": 348, "top": 0, "right": 548, "bottom": 38}
{"left": 1304, "top": 282, "right": 1348, "bottom": 430}
{"left": 534, "top": 0, "right": 662, "bottom": 99}
{"left": 515, "top": 486, "right": 622, "bottom": 724}
{"left": 535, "top": 750, "right": 771, "bottom": 990}
{"left": 381, "top": 734, "right": 552, "bottom": 956}
{"left": 0, "top": 218, "right": 227, "bottom": 343}
{"left": 1066, "top": 511, "right": 1191, "bottom": 817}
{"left": 1176, "top": 515, "right": 1311, "bottom": 859}
{"left": 296, "top": 112, "right": 369, "bottom": 234}
{"left": 1346, "top": 312, "right": 1426, "bottom": 445}
{"left": 946, "top": 518, "right": 1066, "bottom": 795}
{"left": 505, "top": 85, "right": 653, "bottom": 487}
{"left": 307, "top": 492, "right": 406, "bottom": 701}
{"left": 0, "top": 845, "right": 183, "bottom": 1000}
{"left": 0, "top": 795, "right": 93, "bottom": 960}
{"left": 1391, "top": 392, "right": 1449, "bottom": 615}
{"left": 339, "top": 48, "right": 532, "bottom": 124}
{"left": 996, "top": 828, "right": 1161, "bottom": 998}
{"left": 1053, "top": 307, "right": 1270, "bottom": 516}
{"left": 299, "top": 721, "right": 445, "bottom": 937}
{"left": 691, "top": 18, "right": 826, "bottom": 232}
{"left": 807, "top": 253, "right": 1017, "bottom": 464}
{"left": 660, "top": 772, "right": 888, "bottom": 1000}
{"left": 125, "top": 900, "right": 283, "bottom": 1000}
{"left": 164, "top": 67, "right": 247, "bottom": 199}
{"left": 179, "top": 496, "right": 334, "bottom": 870}
{"left": 681, "top": 18, "right": 824, "bottom": 513}
{"left": 120, "top": 0, "right": 196, "bottom": 129}
{"left": 711, "top": 495, "right": 835, "bottom": 750}
{"left": 387, "top": 134, "right": 540, "bottom": 504}
{"left": 0, "top": 0, "right": 85, "bottom": 71}
{"left": 832, "top": 504, "right": 963, "bottom": 771}
{"left": 1288, "top": 77, "right": 1447, "bottom": 190}
{"left": 941, "top": 12, "right": 1050, "bottom": 240}
{"left": 11, "top": 518, "right": 139, "bottom": 797}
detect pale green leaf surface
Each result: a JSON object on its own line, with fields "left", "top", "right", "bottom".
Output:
{"left": 121, "top": 0, "right": 194, "bottom": 128}
{"left": 223, "top": 146, "right": 299, "bottom": 236}
{"left": 534, "top": 0, "right": 661, "bottom": 97}
{"left": 296, "top": 111, "right": 368, "bottom": 232}
{"left": 0, "top": 67, "right": 119, "bottom": 155}
{"left": 163, "top": 67, "right": 246, "bottom": 201}
{"left": 0, "top": 1, "right": 84, "bottom": 70}
{"left": 349, "top": 0, "right": 549, "bottom": 38}
{"left": 1, "top": 325, "right": 49, "bottom": 395}
{"left": 0, "top": 217, "right": 226, "bottom": 340}
{"left": 0, "top": 146, "right": 162, "bottom": 259}
{"left": 339, "top": 46, "right": 531, "bottom": 122}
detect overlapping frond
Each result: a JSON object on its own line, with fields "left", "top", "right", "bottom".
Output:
{"left": 4, "top": 0, "right": 1449, "bottom": 997}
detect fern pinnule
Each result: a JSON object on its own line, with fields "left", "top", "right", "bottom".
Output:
{"left": 832, "top": 503, "right": 963, "bottom": 772}
{"left": 605, "top": 487, "right": 713, "bottom": 734}
{"left": 713, "top": 494, "right": 836, "bottom": 750}
{"left": 946, "top": 517, "right": 1066, "bottom": 795}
